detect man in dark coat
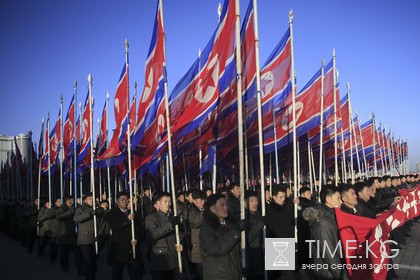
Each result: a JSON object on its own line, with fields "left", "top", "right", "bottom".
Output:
{"left": 144, "top": 192, "right": 183, "bottom": 280}
{"left": 226, "top": 182, "right": 241, "bottom": 222}
{"left": 56, "top": 195, "right": 82, "bottom": 274}
{"left": 21, "top": 197, "right": 39, "bottom": 254}
{"left": 244, "top": 190, "right": 265, "bottom": 280}
{"left": 74, "top": 192, "right": 104, "bottom": 280}
{"left": 303, "top": 186, "right": 349, "bottom": 280}
{"left": 339, "top": 184, "right": 358, "bottom": 215}
{"left": 45, "top": 197, "right": 61, "bottom": 264}
{"left": 37, "top": 199, "right": 50, "bottom": 258}
{"left": 354, "top": 182, "right": 379, "bottom": 218}
{"left": 297, "top": 186, "right": 316, "bottom": 268}
{"left": 186, "top": 190, "right": 206, "bottom": 279}
{"left": 199, "top": 194, "right": 242, "bottom": 280}
{"left": 107, "top": 191, "right": 142, "bottom": 280}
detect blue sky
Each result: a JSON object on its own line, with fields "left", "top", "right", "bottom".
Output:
{"left": 0, "top": 0, "right": 419, "bottom": 170}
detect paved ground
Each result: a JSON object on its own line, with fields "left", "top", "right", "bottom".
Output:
{"left": 393, "top": 220, "right": 420, "bottom": 280}
{"left": 0, "top": 222, "right": 419, "bottom": 280}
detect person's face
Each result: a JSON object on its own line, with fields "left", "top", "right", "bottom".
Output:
{"left": 386, "top": 179, "right": 392, "bottom": 187}
{"left": 374, "top": 179, "right": 380, "bottom": 189}
{"left": 231, "top": 186, "right": 240, "bottom": 197}
{"left": 210, "top": 197, "right": 229, "bottom": 220}
{"left": 193, "top": 198, "right": 205, "bottom": 210}
{"left": 342, "top": 189, "right": 357, "bottom": 208}
{"left": 286, "top": 188, "right": 291, "bottom": 198}
{"left": 178, "top": 194, "right": 185, "bottom": 203}
{"left": 326, "top": 192, "right": 342, "bottom": 208}
{"left": 117, "top": 195, "right": 129, "bottom": 210}
{"left": 246, "top": 196, "right": 259, "bottom": 213}
{"left": 34, "top": 198, "right": 39, "bottom": 206}
{"left": 144, "top": 190, "right": 150, "bottom": 197}
{"left": 206, "top": 190, "right": 212, "bottom": 197}
{"left": 187, "top": 193, "right": 193, "bottom": 203}
{"left": 157, "top": 196, "right": 171, "bottom": 213}
{"left": 391, "top": 179, "right": 398, "bottom": 187}
{"left": 301, "top": 191, "right": 311, "bottom": 200}
{"left": 100, "top": 202, "right": 109, "bottom": 211}
{"left": 358, "top": 187, "right": 371, "bottom": 202}
{"left": 369, "top": 185, "right": 376, "bottom": 198}
{"left": 66, "top": 199, "right": 74, "bottom": 207}
{"left": 380, "top": 180, "right": 386, "bottom": 188}
{"left": 55, "top": 199, "right": 62, "bottom": 208}
{"left": 84, "top": 197, "right": 93, "bottom": 207}
{"left": 265, "top": 190, "right": 271, "bottom": 201}
{"left": 272, "top": 191, "right": 286, "bottom": 206}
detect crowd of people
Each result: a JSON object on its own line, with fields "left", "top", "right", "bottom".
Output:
{"left": 0, "top": 173, "right": 419, "bottom": 280}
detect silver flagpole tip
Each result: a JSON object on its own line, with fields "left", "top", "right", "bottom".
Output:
{"left": 60, "top": 94, "right": 63, "bottom": 102}
{"left": 88, "top": 74, "right": 93, "bottom": 83}
{"left": 289, "top": 10, "right": 294, "bottom": 23}
{"left": 333, "top": 48, "right": 336, "bottom": 57}
{"left": 217, "top": 3, "right": 222, "bottom": 19}
{"left": 125, "top": 39, "right": 129, "bottom": 51}
{"left": 74, "top": 80, "right": 77, "bottom": 88}
{"left": 134, "top": 81, "right": 137, "bottom": 90}
{"left": 106, "top": 91, "right": 109, "bottom": 99}
{"left": 42, "top": 118, "right": 45, "bottom": 124}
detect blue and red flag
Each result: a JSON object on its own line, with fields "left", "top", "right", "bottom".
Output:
{"left": 63, "top": 95, "right": 75, "bottom": 161}
{"left": 96, "top": 63, "right": 129, "bottom": 167}
{"left": 77, "top": 91, "right": 91, "bottom": 165}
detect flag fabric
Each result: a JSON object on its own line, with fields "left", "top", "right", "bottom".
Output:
{"left": 77, "top": 92, "right": 91, "bottom": 164}
{"left": 335, "top": 188, "right": 420, "bottom": 280}
{"left": 131, "top": 0, "right": 166, "bottom": 150}
{"left": 138, "top": 0, "right": 236, "bottom": 174}
{"left": 96, "top": 63, "right": 129, "bottom": 167}
{"left": 199, "top": 143, "right": 216, "bottom": 176}
{"left": 63, "top": 95, "right": 75, "bottom": 161}
{"left": 49, "top": 108, "right": 62, "bottom": 168}
{"left": 41, "top": 117, "right": 50, "bottom": 174}
{"left": 95, "top": 100, "right": 108, "bottom": 157}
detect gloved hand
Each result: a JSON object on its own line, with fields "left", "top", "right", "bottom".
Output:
{"left": 239, "top": 219, "right": 248, "bottom": 231}
{"left": 170, "top": 215, "right": 181, "bottom": 227}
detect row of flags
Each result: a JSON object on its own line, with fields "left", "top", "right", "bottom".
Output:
{"left": 31, "top": 0, "right": 408, "bottom": 187}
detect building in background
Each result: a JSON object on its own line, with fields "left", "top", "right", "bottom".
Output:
{"left": 0, "top": 132, "right": 32, "bottom": 169}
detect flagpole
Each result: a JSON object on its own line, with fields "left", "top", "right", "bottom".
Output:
{"left": 310, "top": 142, "right": 316, "bottom": 192}
{"left": 347, "top": 82, "right": 355, "bottom": 184}
{"left": 340, "top": 127, "right": 347, "bottom": 182}
{"left": 47, "top": 113, "right": 51, "bottom": 208}
{"left": 79, "top": 102, "right": 83, "bottom": 198}
{"left": 28, "top": 130, "right": 33, "bottom": 201}
{"left": 372, "top": 113, "right": 378, "bottom": 177}
{"left": 37, "top": 118, "right": 44, "bottom": 236}
{"left": 97, "top": 119, "right": 103, "bottom": 201}
{"left": 159, "top": 0, "right": 182, "bottom": 272}
{"left": 73, "top": 80, "right": 78, "bottom": 207}
{"left": 198, "top": 126, "right": 203, "bottom": 190}
{"left": 273, "top": 109, "right": 280, "bottom": 184}
{"left": 380, "top": 125, "right": 389, "bottom": 175}
{"left": 233, "top": 0, "right": 247, "bottom": 275}
{"left": 318, "top": 59, "right": 325, "bottom": 201}
{"left": 289, "top": 10, "right": 298, "bottom": 242}
{"left": 197, "top": 48, "right": 204, "bottom": 191}
{"left": 87, "top": 74, "right": 99, "bottom": 255}
{"left": 308, "top": 140, "right": 313, "bottom": 193}
{"left": 356, "top": 111, "right": 368, "bottom": 179}
{"left": 332, "top": 49, "right": 339, "bottom": 185}
{"left": 133, "top": 81, "right": 138, "bottom": 211}
{"left": 60, "top": 95, "right": 64, "bottom": 203}
{"left": 123, "top": 39, "right": 137, "bottom": 260}
{"left": 103, "top": 91, "right": 111, "bottom": 208}
{"left": 244, "top": 106, "right": 249, "bottom": 190}
{"left": 378, "top": 124, "right": 385, "bottom": 176}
